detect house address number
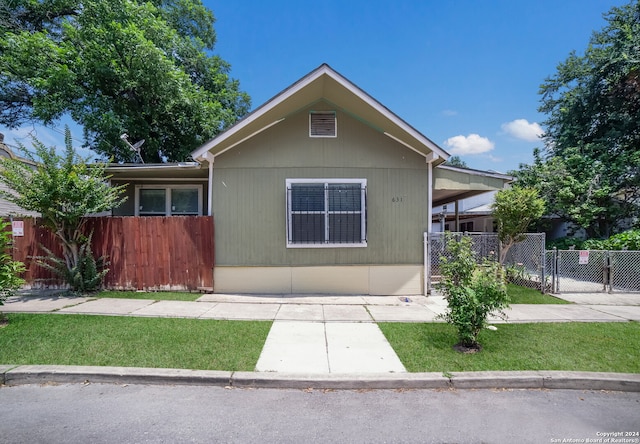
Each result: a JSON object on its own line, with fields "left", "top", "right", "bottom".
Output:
{"left": 391, "top": 196, "right": 406, "bottom": 203}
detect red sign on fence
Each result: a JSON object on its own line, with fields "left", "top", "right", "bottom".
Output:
{"left": 11, "top": 220, "right": 24, "bottom": 237}
{"left": 579, "top": 250, "right": 589, "bottom": 265}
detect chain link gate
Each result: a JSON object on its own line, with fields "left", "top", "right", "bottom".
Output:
{"left": 550, "top": 249, "right": 608, "bottom": 293}
{"left": 547, "top": 249, "right": 640, "bottom": 293}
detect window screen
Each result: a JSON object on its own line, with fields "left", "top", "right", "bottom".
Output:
{"left": 287, "top": 179, "right": 366, "bottom": 246}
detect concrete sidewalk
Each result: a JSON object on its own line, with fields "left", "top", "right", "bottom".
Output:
{"left": 2, "top": 291, "right": 640, "bottom": 377}
{"left": 5, "top": 291, "right": 640, "bottom": 323}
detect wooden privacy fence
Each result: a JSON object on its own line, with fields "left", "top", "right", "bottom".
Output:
{"left": 9, "top": 216, "right": 214, "bottom": 291}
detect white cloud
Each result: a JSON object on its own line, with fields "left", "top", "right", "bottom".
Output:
{"left": 501, "top": 119, "right": 543, "bottom": 142}
{"left": 442, "top": 109, "right": 458, "bottom": 116}
{"left": 444, "top": 134, "right": 495, "bottom": 155}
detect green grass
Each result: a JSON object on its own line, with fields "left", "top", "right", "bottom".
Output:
{"left": 91, "top": 291, "right": 201, "bottom": 301}
{"left": 507, "top": 284, "right": 570, "bottom": 304}
{"left": 0, "top": 314, "right": 271, "bottom": 371}
{"left": 379, "top": 321, "right": 640, "bottom": 373}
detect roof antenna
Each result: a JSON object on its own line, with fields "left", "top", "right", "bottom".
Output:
{"left": 120, "top": 133, "right": 145, "bottom": 164}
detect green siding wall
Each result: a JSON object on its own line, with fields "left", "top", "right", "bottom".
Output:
{"left": 213, "top": 103, "right": 430, "bottom": 266}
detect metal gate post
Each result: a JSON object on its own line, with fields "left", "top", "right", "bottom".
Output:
{"left": 540, "top": 233, "right": 546, "bottom": 294}
{"left": 606, "top": 250, "right": 612, "bottom": 294}
{"left": 554, "top": 248, "right": 560, "bottom": 294}
{"left": 424, "top": 232, "right": 430, "bottom": 296}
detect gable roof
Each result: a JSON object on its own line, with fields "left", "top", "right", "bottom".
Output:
{"left": 191, "top": 63, "right": 449, "bottom": 164}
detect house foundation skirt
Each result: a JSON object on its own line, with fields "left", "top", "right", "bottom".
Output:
{"left": 213, "top": 265, "right": 423, "bottom": 295}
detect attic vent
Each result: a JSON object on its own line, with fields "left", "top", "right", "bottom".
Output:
{"left": 310, "top": 112, "right": 337, "bottom": 137}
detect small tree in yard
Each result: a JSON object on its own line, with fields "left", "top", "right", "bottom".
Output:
{"left": 0, "top": 129, "right": 126, "bottom": 292}
{"left": 437, "top": 234, "right": 509, "bottom": 352}
{"left": 492, "top": 186, "right": 545, "bottom": 264}
{"left": 0, "top": 221, "right": 25, "bottom": 322}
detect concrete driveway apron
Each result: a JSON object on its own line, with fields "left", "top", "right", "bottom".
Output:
{"left": 255, "top": 320, "right": 407, "bottom": 374}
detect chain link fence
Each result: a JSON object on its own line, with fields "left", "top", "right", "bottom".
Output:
{"left": 427, "top": 233, "right": 498, "bottom": 282}
{"left": 426, "top": 232, "right": 546, "bottom": 292}
{"left": 427, "top": 233, "right": 640, "bottom": 294}
{"left": 502, "top": 233, "right": 547, "bottom": 291}
{"left": 609, "top": 251, "right": 640, "bottom": 292}
{"left": 547, "top": 249, "right": 640, "bottom": 293}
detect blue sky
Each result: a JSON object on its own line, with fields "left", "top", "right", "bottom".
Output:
{"left": 0, "top": 0, "right": 624, "bottom": 172}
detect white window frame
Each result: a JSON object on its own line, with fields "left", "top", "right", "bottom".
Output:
{"left": 286, "top": 178, "right": 367, "bottom": 248}
{"left": 309, "top": 111, "right": 337, "bottom": 138}
{"left": 135, "top": 184, "right": 203, "bottom": 216}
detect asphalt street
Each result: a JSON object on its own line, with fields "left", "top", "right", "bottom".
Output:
{"left": 1, "top": 383, "right": 639, "bottom": 443}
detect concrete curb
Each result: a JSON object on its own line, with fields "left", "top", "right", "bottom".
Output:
{"left": 2, "top": 365, "right": 639, "bottom": 392}
{"left": 2, "top": 365, "right": 233, "bottom": 387}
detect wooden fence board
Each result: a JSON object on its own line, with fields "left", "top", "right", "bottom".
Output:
{"left": 9, "top": 216, "right": 214, "bottom": 291}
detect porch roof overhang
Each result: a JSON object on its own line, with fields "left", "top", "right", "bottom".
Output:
{"left": 191, "top": 64, "right": 449, "bottom": 165}
{"left": 105, "top": 162, "right": 207, "bottom": 180}
{"left": 432, "top": 165, "right": 513, "bottom": 207}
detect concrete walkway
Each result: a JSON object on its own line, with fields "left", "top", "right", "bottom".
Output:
{"left": 3, "top": 291, "right": 640, "bottom": 376}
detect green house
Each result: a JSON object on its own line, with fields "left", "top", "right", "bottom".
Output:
{"left": 187, "top": 64, "right": 509, "bottom": 295}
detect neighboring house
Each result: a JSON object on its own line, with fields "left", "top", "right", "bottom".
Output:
{"left": 0, "top": 134, "right": 39, "bottom": 218}
{"left": 432, "top": 191, "right": 498, "bottom": 233}
{"left": 107, "top": 163, "right": 208, "bottom": 217}
{"left": 178, "top": 63, "right": 509, "bottom": 295}
{"left": 431, "top": 171, "right": 512, "bottom": 234}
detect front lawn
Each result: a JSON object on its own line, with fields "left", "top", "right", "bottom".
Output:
{"left": 0, "top": 314, "right": 271, "bottom": 371}
{"left": 379, "top": 321, "right": 640, "bottom": 373}
{"left": 506, "top": 284, "right": 570, "bottom": 304}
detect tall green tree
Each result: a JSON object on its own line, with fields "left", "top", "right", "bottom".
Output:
{"left": 0, "top": 128, "right": 127, "bottom": 290}
{"left": 0, "top": 0, "right": 250, "bottom": 163}
{"left": 518, "top": 1, "right": 640, "bottom": 238}
{"left": 491, "top": 186, "right": 545, "bottom": 264}
{"left": 444, "top": 155, "right": 468, "bottom": 168}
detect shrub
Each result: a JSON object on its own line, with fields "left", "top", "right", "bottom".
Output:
{"left": 605, "top": 229, "right": 640, "bottom": 251}
{"left": 436, "top": 234, "right": 510, "bottom": 350}
{"left": 0, "top": 221, "right": 26, "bottom": 313}
{"left": 35, "top": 233, "right": 108, "bottom": 293}
{"left": 548, "top": 230, "right": 640, "bottom": 251}
{"left": 546, "top": 237, "right": 586, "bottom": 250}
{"left": 0, "top": 129, "right": 125, "bottom": 291}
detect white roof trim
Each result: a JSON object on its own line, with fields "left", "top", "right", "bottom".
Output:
{"left": 191, "top": 64, "right": 450, "bottom": 161}
{"left": 191, "top": 67, "right": 330, "bottom": 160}
{"left": 321, "top": 66, "right": 448, "bottom": 160}
{"left": 436, "top": 164, "right": 514, "bottom": 181}
{"left": 105, "top": 162, "right": 201, "bottom": 173}
{"left": 212, "top": 118, "right": 285, "bottom": 161}
{"left": 384, "top": 132, "right": 426, "bottom": 159}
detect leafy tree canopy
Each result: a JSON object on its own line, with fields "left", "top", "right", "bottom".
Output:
{"left": 0, "top": 128, "right": 127, "bottom": 281}
{"left": 515, "top": 1, "right": 640, "bottom": 238}
{"left": 491, "top": 186, "right": 545, "bottom": 264}
{"left": 0, "top": 0, "right": 251, "bottom": 163}
{"left": 444, "top": 155, "right": 468, "bottom": 168}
